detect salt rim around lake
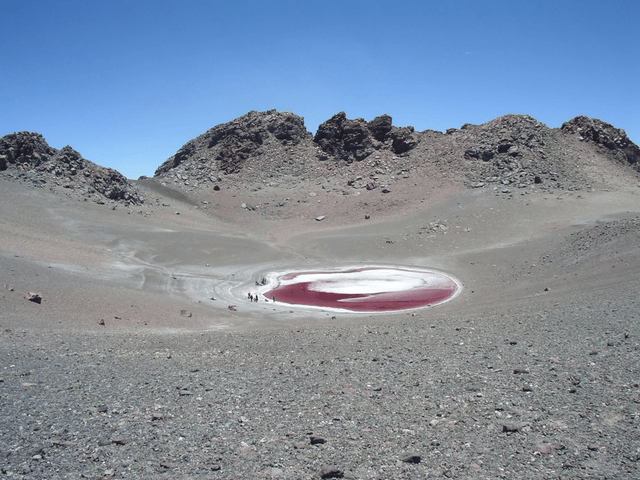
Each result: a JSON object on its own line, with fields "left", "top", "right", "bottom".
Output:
{"left": 258, "top": 266, "right": 461, "bottom": 313}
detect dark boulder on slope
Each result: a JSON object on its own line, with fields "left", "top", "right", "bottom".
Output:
{"left": 0, "top": 131, "right": 143, "bottom": 205}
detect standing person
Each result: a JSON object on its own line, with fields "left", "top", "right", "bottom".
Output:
{"left": 272, "top": 296, "right": 276, "bottom": 303}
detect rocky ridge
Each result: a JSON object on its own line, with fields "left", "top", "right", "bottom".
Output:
{"left": 152, "top": 110, "right": 426, "bottom": 194}
{"left": 0, "top": 132, "right": 144, "bottom": 206}
{"left": 3, "top": 111, "right": 639, "bottom": 212}
{"left": 153, "top": 110, "right": 640, "bottom": 202}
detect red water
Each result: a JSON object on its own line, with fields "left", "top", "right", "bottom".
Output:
{"left": 265, "top": 269, "right": 457, "bottom": 312}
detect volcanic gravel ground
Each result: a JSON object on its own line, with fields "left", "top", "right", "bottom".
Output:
{"left": 2, "top": 278, "right": 640, "bottom": 480}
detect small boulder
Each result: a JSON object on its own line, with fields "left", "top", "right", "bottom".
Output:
{"left": 319, "top": 466, "right": 344, "bottom": 479}
{"left": 401, "top": 454, "right": 421, "bottom": 464}
{"left": 26, "top": 292, "right": 42, "bottom": 304}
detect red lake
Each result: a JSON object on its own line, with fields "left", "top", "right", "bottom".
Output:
{"left": 264, "top": 267, "right": 458, "bottom": 312}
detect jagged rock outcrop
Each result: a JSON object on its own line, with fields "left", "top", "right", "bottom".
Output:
{"left": 0, "top": 132, "right": 57, "bottom": 170}
{"left": 0, "top": 132, "right": 143, "bottom": 204}
{"left": 313, "top": 112, "right": 418, "bottom": 163}
{"left": 561, "top": 116, "right": 640, "bottom": 171}
{"left": 155, "top": 110, "right": 311, "bottom": 177}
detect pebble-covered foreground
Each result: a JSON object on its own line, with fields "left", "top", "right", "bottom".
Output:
{"left": 2, "top": 284, "right": 639, "bottom": 480}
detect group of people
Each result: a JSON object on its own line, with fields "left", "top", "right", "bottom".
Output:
{"left": 247, "top": 292, "right": 276, "bottom": 303}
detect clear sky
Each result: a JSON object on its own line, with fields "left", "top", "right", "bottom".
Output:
{"left": 2, "top": 0, "right": 638, "bottom": 179}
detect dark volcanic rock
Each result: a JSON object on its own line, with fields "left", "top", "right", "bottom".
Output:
{"left": 26, "top": 292, "right": 42, "bottom": 304}
{"left": 367, "top": 113, "right": 393, "bottom": 141}
{"left": 0, "top": 132, "right": 143, "bottom": 205}
{"left": 562, "top": 115, "right": 640, "bottom": 171}
{"left": 0, "top": 132, "right": 56, "bottom": 169}
{"left": 313, "top": 112, "right": 369, "bottom": 162}
{"left": 389, "top": 125, "right": 418, "bottom": 154}
{"left": 401, "top": 454, "right": 421, "bottom": 464}
{"left": 319, "top": 466, "right": 344, "bottom": 478}
{"left": 314, "top": 112, "right": 418, "bottom": 163}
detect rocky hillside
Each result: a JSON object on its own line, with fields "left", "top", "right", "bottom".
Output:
{"left": 561, "top": 115, "right": 640, "bottom": 170}
{"left": 153, "top": 110, "right": 426, "bottom": 189}
{"left": 153, "top": 110, "right": 640, "bottom": 198}
{"left": 155, "top": 110, "right": 313, "bottom": 179}
{"left": 443, "top": 114, "right": 592, "bottom": 192}
{"left": 0, "top": 132, "right": 144, "bottom": 205}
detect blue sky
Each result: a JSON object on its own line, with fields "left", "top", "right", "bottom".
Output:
{"left": 2, "top": 0, "right": 639, "bottom": 179}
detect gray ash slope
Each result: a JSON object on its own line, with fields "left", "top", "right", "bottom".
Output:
{"left": 153, "top": 109, "right": 639, "bottom": 196}
{"left": 0, "top": 132, "right": 144, "bottom": 206}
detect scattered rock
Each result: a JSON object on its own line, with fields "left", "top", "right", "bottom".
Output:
{"left": 535, "top": 443, "right": 554, "bottom": 454}
{"left": 400, "top": 454, "right": 421, "bottom": 464}
{"left": 26, "top": 292, "right": 42, "bottom": 304}
{"left": 319, "top": 466, "right": 344, "bottom": 479}
{"left": 502, "top": 423, "right": 523, "bottom": 433}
